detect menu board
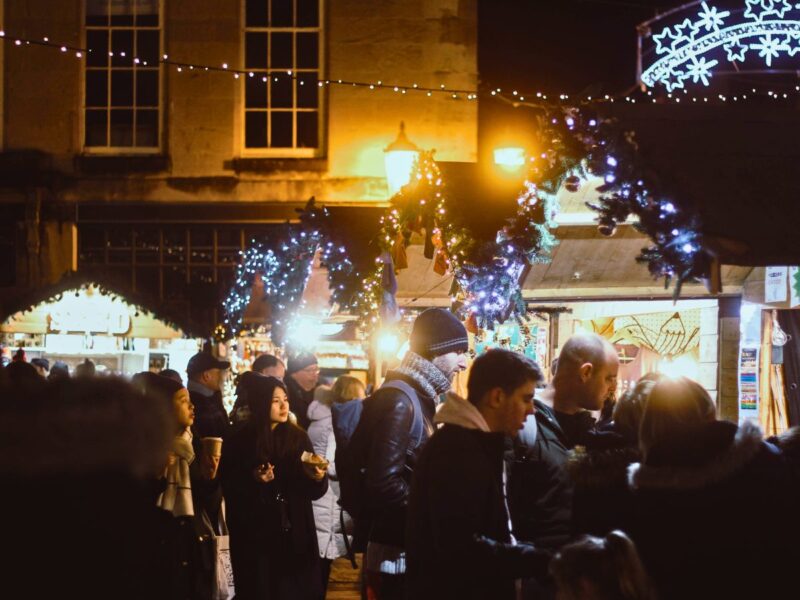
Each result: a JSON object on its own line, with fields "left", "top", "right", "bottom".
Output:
{"left": 738, "top": 346, "right": 759, "bottom": 420}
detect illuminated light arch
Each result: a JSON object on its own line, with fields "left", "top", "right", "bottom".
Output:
{"left": 640, "top": 0, "right": 800, "bottom": 91}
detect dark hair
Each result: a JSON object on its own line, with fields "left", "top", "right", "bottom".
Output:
{"left": 237, "top": 374, "right": 291, "bottom": 463}
{"left": 252, "top": 353, "right": 283, "bottom": 372}
{"left": 134, "top": 372, "right": 183, "bottom": 403}
{"left": 550, "top": 530, "right": 655, "bottom": 600}
{"left": 158, "top": 369, "right": 183, "bottom": 385}
{"left": 75, "top": 359, "right": 96, "bottom": 378}
{"left": 613, "top": 374, "right": 663, "bottom": 443}
{"left": 467, "top": 349, "right": 543, "bottom": 406}
{"left": 4, "top": 361, "right": 45, "bottom": 389}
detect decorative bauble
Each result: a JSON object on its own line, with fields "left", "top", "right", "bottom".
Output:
{"left": 598, "top": 221, "right": 617, "bottom": 237}
{"left": 564, "top": 175, "right": 581, "bottom": 193}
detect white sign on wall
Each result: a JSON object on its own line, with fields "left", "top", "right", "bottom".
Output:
{"left": 765, "top": 266, "right": 788, "bottom": 303}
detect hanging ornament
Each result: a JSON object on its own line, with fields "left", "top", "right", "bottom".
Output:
{"left": 465, "top": 312, "right": 480, "bottom": 334}
{"left": 597, "top": 217, "right": 617, "bottom": 237}
{"left": 564, "top": 175, "right": 582, "bottom": 193}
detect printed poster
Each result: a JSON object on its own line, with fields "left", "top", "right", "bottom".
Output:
{"left": 738, "top": 346, "right": 759, "bottom": 419}
{"left": 765, "top": 266, "right": 788, "bottom": 303}
{"left": 790, "top": 267, "right": 800, "bottom": 308}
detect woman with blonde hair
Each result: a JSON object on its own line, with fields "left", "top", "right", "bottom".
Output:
{"left": 550, "top": 530, "right": 655, "bottom": 600}
{"left": 306, "top": 374, "right": 366, "bottom": 593}
{"left": 627, "top": 376, "right": 799, "bottom": 599}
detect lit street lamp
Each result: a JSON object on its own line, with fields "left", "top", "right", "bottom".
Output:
{"left": 384, "top": 122, "right": 420, "bottom": 197}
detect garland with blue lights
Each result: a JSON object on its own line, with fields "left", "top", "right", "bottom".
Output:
{"left": 222, "top": 199, "right": 353, "bottom": 345}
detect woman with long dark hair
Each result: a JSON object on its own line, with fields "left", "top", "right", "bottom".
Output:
{"left": 221, "top": 375, "right": 328, "bottom": 599}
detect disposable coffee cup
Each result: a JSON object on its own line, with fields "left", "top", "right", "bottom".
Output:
{"left": 201, "top": 437, "right": 223, "bottom": 458}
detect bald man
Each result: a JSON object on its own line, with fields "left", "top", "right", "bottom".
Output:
{"left": 508, "top": 333, "right": 619, "bottom": 554}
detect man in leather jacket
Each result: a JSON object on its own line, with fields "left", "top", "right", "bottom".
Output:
{"left": 509, "top": 333, "right": 619, "bottom": 551}
{"left": 407, "top": 349, "right": 552, "bottom": 599}
{"left": 359, "top": 308, "right": 468, "bottom": 600}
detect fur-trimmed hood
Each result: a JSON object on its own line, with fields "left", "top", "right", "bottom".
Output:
{"left": 628, "top": 420, "right": 765, "bottom": 491}
{"left": 569, "top": 445, "right": 641, "bottom": 488}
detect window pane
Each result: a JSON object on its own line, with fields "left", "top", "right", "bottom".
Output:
{"left": 110, "top": 0, "right": 135, "bottom": 26}
{"left": 135, "top": 0, "right": 159, "bottom": 26}
{"left": 191, "top": 228, "right": 214, "bottom": 247}
{"left": 112, "top": 29, "right": 134, "bottom": 67}
{"left": 164, "top": 229, "right": 187, "bottom": 263}
{"left": 164, "top": 267, "right": 187, "bottom": 300}
{"left": 297, "top": 72, "right": 318, "bottom": 108}
{"left": 111, "top": 71, "right": 134, "bottom": 106}
{"left": 110, "top": 109, "right": 134, "bottom": 146}
{"left": 245, "top": 112, "right": 268, "bottom": 147}
{"left": 86, "top": 30, "right": 109, "bottom": 67}
{"left": 296, "top": 0, "right": 319, "bottom": 27}
{"left": 136, "top": 30, "right": 160, "bottom": 64}
{"left": 245, "top": 76, "right": 267, "bottom": 108}
{"left": 107, "top": 227, "right": 132, "bottom": 247}
{"left": 85, "top": 110, "right": 108, "bottom": 146}
{"left": 108, "top": 249, "right": 132, "bottom": 263}
{"left": 217, "top": 228, "right": 242, "bottom": 248}
{"left": 86, "top": 0, "right": 110, "bottom": 25}
{"left": 271, "top": 112, "right": 292, "bottom": 147}
{"left": 271, "top": 0, "right": 292, "bottom": 26}
{"left": 136, "top": 70, "right": 158, "bottom": 106}
{"left": 135, "top": 267, "right": 159, "bottom": 295}
{"left": 245, "top": 32, "right": 268, "bottom": 69}
{"left": 296, "top": 32, "right": 318, "bottom": 69}
{"left": 86, "top": 70, "right": 108, "bottom": 107}
{"left": 246, "top": 0, "right": 268, "bottom": 27}
{"left": 270, "top": 32, "right": 292, "bottom": 69}
{"left": 297, "top": 111, "right": 318, "bottom": 148}
{"left": 270, "top": 77, "right": 292, "bottom": 108}
{"left": 135, "top": 110, "right": 158, "bottom": 147}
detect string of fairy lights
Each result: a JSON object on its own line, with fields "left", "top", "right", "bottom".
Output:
{"left": 4, "top": 30, "right": 800, "bottom": 108}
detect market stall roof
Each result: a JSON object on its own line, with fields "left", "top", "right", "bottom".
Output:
{"left": 0, "top": 279, "right": 185, "bottom": 339}
{"left": 591, "top": 103, "right": 800, "bottom": 267}
{"left": 0, "top": 274, "right": 192, "bottom": 337}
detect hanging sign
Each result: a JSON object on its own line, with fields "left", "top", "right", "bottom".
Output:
{"left": 790, "top": 266, "right": 800, "bottom": 307}
{"left": 765, "top": 266, "right": 788, "bottom": 303}
{"left": 640, "top": 1, "right": 800, "bottom": 91}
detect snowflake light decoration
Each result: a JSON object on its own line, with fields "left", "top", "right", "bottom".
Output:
{"left": 641, "top": 0, "right": 800, "bottom": 90}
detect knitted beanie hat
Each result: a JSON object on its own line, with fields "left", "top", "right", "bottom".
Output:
{"left": 287, "top": 352, "right": 318, "bottom": 375}
{"left": 409, "top": 308, "right": 469, "bottom": 359}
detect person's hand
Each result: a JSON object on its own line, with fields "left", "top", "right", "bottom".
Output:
{"left": 254, "top": 463, "right": 275, "bottom": 483}
{"left": 302, "top": 462, "right": 326, "bottom": 481}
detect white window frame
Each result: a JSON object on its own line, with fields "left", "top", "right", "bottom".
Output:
{"left": 81, "top": 0, "right": 165, "bottom": 154}
{"left": 241, "top": 0, "right": 325, "bottom": 157}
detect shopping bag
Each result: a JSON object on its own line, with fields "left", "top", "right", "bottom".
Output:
{"left": 213, "top": 534, "right": 234, "bottom": 600}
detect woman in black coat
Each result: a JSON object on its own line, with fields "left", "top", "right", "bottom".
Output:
{"left": 221, "top": 375, "right": 328, "bottom": 600}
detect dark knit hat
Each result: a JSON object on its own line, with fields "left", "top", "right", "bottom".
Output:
{"left": 409, "top": 308, "right": 469, "bottom": 358}
{"left": 287, "top": 352, "right": 318, "bottom": 375}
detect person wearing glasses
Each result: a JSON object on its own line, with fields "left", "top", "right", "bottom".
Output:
{"left": 285, "top": 352, "right": 320, "bottom": 430}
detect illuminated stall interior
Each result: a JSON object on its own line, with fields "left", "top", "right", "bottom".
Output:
{"left": 0, "top": 285, "right": 199, "bottom": 377}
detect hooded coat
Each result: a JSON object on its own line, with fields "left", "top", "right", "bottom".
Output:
{"left": 406, "top": 395, "right": 550, "bottom": 600}
{"left": 307, "top": 398, "right": 352, "bottom": 560}
{"left": 627, "top": 420, "right": 800, "bottom": 600}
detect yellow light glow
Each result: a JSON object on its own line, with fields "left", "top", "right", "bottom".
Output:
{"left": 493, "top": 147, "right": 526, "bottom": 170}
{"left": 377, "top": 330, "right": 400, "bottom": 355}
{"left": 384, "top": 122, "right": 420, "bottom": 197}
{"left": 657, "top": 354, "right": 699, "bottom": 380}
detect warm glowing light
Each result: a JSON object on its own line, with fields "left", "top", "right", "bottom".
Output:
{"left": 493, "top": 147, "right": 526, "bottom": 171}
{"left": 384, "top": 122, "right": 420, "bottom": 197}
{"left": 377, "top": 330, "right": 400, "bottom": 355}
{"left": 286, "top": 316, "right": 322, "bottom": 350}
{"left": 657, "top": 354, "right": 699, "bottom": 380}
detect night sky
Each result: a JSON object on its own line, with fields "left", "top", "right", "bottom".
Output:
{"left": 479, "top": 0, "right": 675, "bottom": 96}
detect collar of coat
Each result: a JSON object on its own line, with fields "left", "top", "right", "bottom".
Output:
{"left": 628, "top": 420, "right": 764, "bottom": 492}
{"left": 435, "top": 392, "right": 491, "bottom": 432}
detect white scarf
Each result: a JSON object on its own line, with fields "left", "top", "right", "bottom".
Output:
{"left": 157, "top": 428, "right": 195, "bottom": 518}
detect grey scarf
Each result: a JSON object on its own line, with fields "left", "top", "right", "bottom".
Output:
{"left": 391, "top": 352, "right": 452, "bottom": 401}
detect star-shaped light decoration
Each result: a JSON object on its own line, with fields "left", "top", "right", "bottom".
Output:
{"left": 695, "top": 1, "right": 730, "bottom": 32}
{"left": 686, "top": 55, "right": 719, "bottom": 85}
{"left": 724, "top": 39, "right": 749, "bottom": 62}
{"left": 750, "top": 32, "right": 790, "bottom": 66}
{"left": 743, "top": 0, "right": 793, "bottom": 22}
{"left": 652, "top": 26, "right": 681, "bottom": 55}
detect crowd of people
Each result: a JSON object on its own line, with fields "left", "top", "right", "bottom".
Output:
{"left": 3, "top": 307, "right": 800, "bottom": 600}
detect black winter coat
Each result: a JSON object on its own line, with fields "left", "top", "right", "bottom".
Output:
{"left": 285, "top": 375, "right": 314, "bottom": 430}
{"left": 189, "top": 386, "right": 229, "bottom": 439}
{"left": 628, "top": 420, "right": 800, "bottom": 600}
{"left": 508, "top": 401, "right": 596, "bottom": 549}
{"left": 358, "top": 373, "right": 436, "bottom": 548}
{"left": 407, "top": 424, "right": 550, "bottom": 600}
{"left": 220, "top": 421, "right": 328, "bottom": 599}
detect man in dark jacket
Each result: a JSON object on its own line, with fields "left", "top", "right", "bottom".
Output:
{"left": 284, "top": 351, "right": 319, "bottom": 430}
{"left": 186, "top": 351, "right": 230, "bottom": 439}
{"left": 509, "top": 333, "right": 619, "bottom": 550}
{"left": 357, "top": 308, "right": 468, "bottom": 600}
{"left": 407, "top": 349, "right": 551, "bottom": 600}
